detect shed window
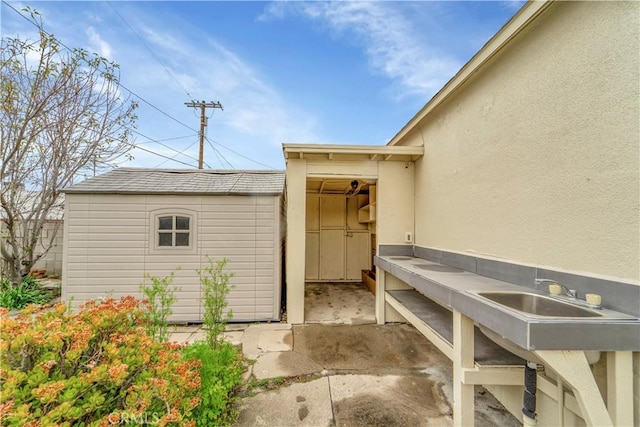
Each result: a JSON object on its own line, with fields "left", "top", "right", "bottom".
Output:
{"left": 157, "top": 215, "right": 191, "bottom": 247}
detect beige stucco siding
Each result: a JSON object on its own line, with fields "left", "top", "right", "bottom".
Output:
{"left": 63, "top": 193, "right": 281, "bottom": 322}
{"left": 403, "top": 1, "right": 639, "bottom": 281}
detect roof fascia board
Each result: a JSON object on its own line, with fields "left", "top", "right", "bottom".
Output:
{"left": 282, "top": 143, "right": 423, "bottom": 159}
{"left": 387, "top": 0, "right": 552, "bottom": 146}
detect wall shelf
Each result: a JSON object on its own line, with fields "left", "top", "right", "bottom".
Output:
{"left": 357, "top": 184, "right": 376, "bottom": 223}
{"left": 358, "top": 202, "right": 376, "bottom": 223}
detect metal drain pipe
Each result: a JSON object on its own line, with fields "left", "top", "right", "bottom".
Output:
{"left": 523, "top": 361, "right": 538, "bottom": 425}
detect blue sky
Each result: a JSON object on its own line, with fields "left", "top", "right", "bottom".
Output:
{"left": 2, "top": 1, "right": 524, "bottom": 171}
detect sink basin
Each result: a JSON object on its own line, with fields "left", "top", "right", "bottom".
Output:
{"left": 475, "top": 291, "right": 602, "bottom": 318}
{"left": 413, "top": 264, "right": 463, "bottom": 273}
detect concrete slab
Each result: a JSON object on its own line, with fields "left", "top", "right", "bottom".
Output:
{"left": 171, "top": 325, "right": 201, "bottom": 333}
{"left": 242, "top": 323, "right": 292, "bottom": 360}
{"left": 168, "top": 332, "right": 194, "bottom": 345}
{"left": 305, "top": 283, "right": 375, "bottom": 325}
{"left": 253, "top": 351, "right": 323, "bottom": 380}
{"left": 292, "top": 323, "right": 444, "bottom": 373}
{"left": 330, "top": 374, "right": 452, "bottom": 426}
{"left": 223, "top": 331, "right": 243, "bottom": 346}
{"left": 257, "top": 330, "right": 292, "bottom": 352}
{"left": 188, "top": 331, "right": 206, "bottom": 343}
{"left": 226, "top": 323, "right": 250, "bottom": 332}
{"left": 236, "top": 377, "right": 333, "bottom": 427}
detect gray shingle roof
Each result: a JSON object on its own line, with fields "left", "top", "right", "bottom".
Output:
{"left": 62, "top": 168, "right": 285, "bottom": 195}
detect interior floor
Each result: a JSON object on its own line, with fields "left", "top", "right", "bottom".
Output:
{"left": 304, "top": 282, "right": 376, "bottom": 325}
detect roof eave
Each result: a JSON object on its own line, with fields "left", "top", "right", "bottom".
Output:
{"left": 387, "top": 0, "right": 553, "bottom": 146}
{"left": 282, "top": 143, "right": 424, "bottom": 161}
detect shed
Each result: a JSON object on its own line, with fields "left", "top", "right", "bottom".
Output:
{"left": 61, "top": 168, "right": 285, "bottom": 322}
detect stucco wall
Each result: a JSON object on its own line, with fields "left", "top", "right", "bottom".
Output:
{"left": 376, "top": 161, "right": 415, "bottom": 246}
{"left": 403, "top": 1, "right": 639, "bottom": 282}
{"left": 394, "top": 1, "right": 639, "bottom": 424}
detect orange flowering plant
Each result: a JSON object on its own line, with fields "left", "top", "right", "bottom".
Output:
{"left": 0, "top": 297, "right": 201, "bottom": 426}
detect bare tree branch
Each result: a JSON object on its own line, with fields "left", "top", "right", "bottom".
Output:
{"left": 1, "top": 10, "right": 137, "bottom": 284}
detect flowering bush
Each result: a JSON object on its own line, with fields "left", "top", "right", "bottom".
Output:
{"left": 0, "top": 297, "right": 201, "bottom": 426}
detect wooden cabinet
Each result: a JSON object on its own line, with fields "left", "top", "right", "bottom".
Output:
{"left": 305, "top": 194, "right": 371, "bottom": 281}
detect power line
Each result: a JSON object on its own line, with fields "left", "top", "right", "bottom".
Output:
{"left": 206, "top": 138, "right": 234, "bottom": 169}
{"left": 107, "top": 2, "right": 193, "bottom": 99}
{"left": 153, "top": 140, "right": 199, "bottom": 168}
{"left": 124, "top": 141, "right": 197, "bottom": 168}
{"left": 3, "top": 1, "right": 279, "bottom": 171}
{"left": 206, "top": 137, "right": 275, "bottom": 169}
{"left": 135, "top": 134, "right": 197, "bottom": 145}
{"left": 2, "top": 1, "right": 199, "bottom": 135}
{"left": 130, "top": 129, "right": 207, "bottom": 166}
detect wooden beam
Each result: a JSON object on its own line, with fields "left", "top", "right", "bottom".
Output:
{"left": 606, "top": 352, "right": 633, "bottom": 426}
{"left": 462, "top": 367, "right": 523, "bottom": 386}
{"left": 453, "top": 311, "right": 475, "bottom": 426}
{"left": 385, "top": 292, "right": 454, "bottom": 360}
{"left": 328, "top": 152, "right": 333, "bottom": 160}
{"left": 318, "top": 180, "right": 326, "bottom": 194}
{"left": 534, "top": 350, "right": 613, "bottom": 427}
{"left": 376, "top": 271, "right": 386, "bottom": 324}
{"left": 370, "top": 153, "right": 379, "bottom": 160}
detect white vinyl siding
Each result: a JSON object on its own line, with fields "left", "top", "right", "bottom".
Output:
{"left": 62, "top": 193, "right": 282, "bottom": 322}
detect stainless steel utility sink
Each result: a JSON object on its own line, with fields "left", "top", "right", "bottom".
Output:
{"left": 475, "top": 291, "right": 602, "bottom": 318}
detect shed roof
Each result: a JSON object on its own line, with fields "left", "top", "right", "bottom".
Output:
{"left": 62, "top": 168, "right": 285, "bottom": 196}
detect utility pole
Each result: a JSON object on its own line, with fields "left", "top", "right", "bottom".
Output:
{"left": 185, "top": 100, "right": 223, "bottom": 169}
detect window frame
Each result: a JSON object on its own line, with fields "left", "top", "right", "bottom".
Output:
{"left": 149, "top": 209, "right": 198, "bottom": 254}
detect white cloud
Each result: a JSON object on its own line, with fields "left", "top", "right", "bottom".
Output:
{"left": 86, "top": 27, "right": 114, "bottom": 60}
{"left": 133, "top": 22, "right": 319, "bottom": 147}
{"left": 262, "top": 1, "right": 461, "bottom": 100}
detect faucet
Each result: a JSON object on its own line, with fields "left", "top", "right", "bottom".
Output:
{"left": 534, "top": 278, "right": 577, "bottom": 298}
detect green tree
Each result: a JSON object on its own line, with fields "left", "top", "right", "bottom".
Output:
{"left": 0, "top": 9, "right": 137, "bottom": 284}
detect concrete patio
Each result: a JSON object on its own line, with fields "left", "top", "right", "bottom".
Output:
{"left": 170, "top": 282, "right": 522, "bottom": 426}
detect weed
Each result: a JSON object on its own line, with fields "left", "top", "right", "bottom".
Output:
{"left": 0, "top": 275, "right": 52, "bottom": 310}
{"left": 197, "top": 256, "right": 234, "bottom": 349}
{"left": 139, "top": 270, "right": 180, "bottom": 342}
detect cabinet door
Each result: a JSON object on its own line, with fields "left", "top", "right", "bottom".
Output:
{"left": 305, "top": 232, "right": 319, "bottom": 280}
{"left": 320, "top": 229, "right": 344, "bottom": 280}
{"left": 306, "top": 196, "right": 320, "bottom": 231}
{"left": 345, "top": 232, "right": 370, "bottom": 280}
{"left": 321, "top": 196, "right": 345, "bottom": 228}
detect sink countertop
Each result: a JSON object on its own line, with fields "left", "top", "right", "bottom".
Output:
{"left": 375, "top": 255, "right": 640, "bottom": 351}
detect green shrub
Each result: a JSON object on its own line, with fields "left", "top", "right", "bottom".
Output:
{"left": 0, "top": 297, "right": 201, "bottom": 426}
{"left": 0, "top": 275, "right": 52, "bottom": 310}
{"left": 140, "top": 271, "right": 180, "bottom": 342}
{"left": 197, "top": 256, "right": 234, "bottom": 349}
{"left": 182, "top": 341, "right": 244, "bottom": 427}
